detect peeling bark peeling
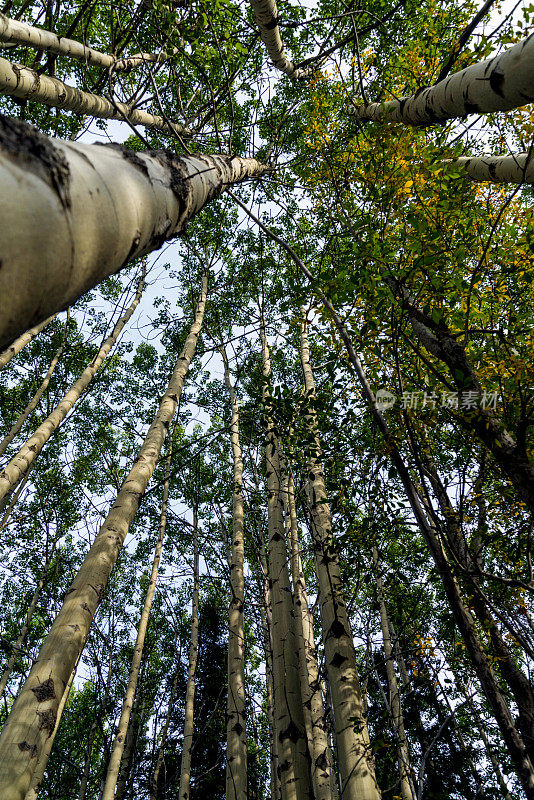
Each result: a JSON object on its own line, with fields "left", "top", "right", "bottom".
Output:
{"left": 449, "top": 152, "right": 534, "bottom": 183}
{"left": 249, "top": 0, "right": 310, "bottom": 78}
{"left": 350, "top": 34, "right": 534, "bottom": 124}
{"left": 0, "top": 114, "right": 266, "bottom": 349}
{"left": 0, "top": 13, "right": 177, "bottom": 71}
{"left": 0, "top": 274, "right": 207, "bottom": 800}
{"left": 300, "top": 315, "right": 381, "bottom": 800}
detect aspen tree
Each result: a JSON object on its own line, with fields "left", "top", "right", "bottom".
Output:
{"left": 371, "top": 547, "right": 415, "bottom": 800}
{"left": 0, "top": 271, "right": 208, "bottom": 800}
{"left": 233, "top": 202, "right": 534, "bottom": 795}
{"left": 350, "top": 35, "right": 534, "bottom": 124}
{"left": 0, "top": 114, "right": 266, "bottom": 348}
{"left": 0, "top": 315, "right": 56, "bottom": 371}
{"left": 178, "top": 504, "right": 200, "bottom": 800}
{"left": 220, "top": 345, "right": 247, "bottom": 800}
{"left": 101, "top": 445, "right": 172, "bottom": 800}
{"left": 0, "top": 269, "right": 146, "bottom": 505}
{"left": 0, "top": 312, "right": 69, "bottom": 460}
{"left": 283, "top": 469, "right": 335, "bottom": 800}
{"left": 260, "top": 317, "right": 311, "bottom": 800}
{"left": 299, "top": 314, "right": 381, "bottom": 800}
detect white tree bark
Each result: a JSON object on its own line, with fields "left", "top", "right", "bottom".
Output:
{"left": 220, "top": 346, "right": 248, "bottom": 800}
{"left": 178, "top": 506, "right": 200, "bottom": 800}
{"left": 249, "top": 0, "right": 310, "bottom": 78}
{"left": 0, "top": 269, "right": 146, "bottom": 504}
{"left": 350, "top": 34, "right": 534, "bottom": 124}
{"left": 0, "top": 113, "right": 266, "bottom": 349}
{"left": 449, "top": 152, "right": 534, "bottom": 183}
{"left": 101, "top": 445, "right": 172, "bottom": 800}
{"left": 23, "top": 663, "right": 77, "bottom": 800}
{"left": 0, "top": 58, "right": 190, "bottom": 136}
{"left": 300, "top": 314, "right": 381, "bottom": 800}
{"left": 260, "top": 319, "right": 311, "bottom": 800}
{"left": 0, "top": 272, "right": 208, "bottom": 800}
{"left": 283, "top": 470, "right": 335, "bottom": 800}
{"left": 0, "top": 12, "right": 177, "bottom": 70}
{"left": 0, "top": 315, "right": 56, "bottom": 371}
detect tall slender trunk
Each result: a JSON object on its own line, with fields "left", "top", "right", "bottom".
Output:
{"left": 283, "top": 469, "right": 335, "bottom": 800}
{"left": 257, "top": 545, "right": 279, "bottom": 800}
{"left": 0, "top": 268, "right": 146, "bottom": 505}
{"left": 299, "top": 314, "right": 381, "bottom": 800}
{"left": 0, "top": 315, "right": 56, "bottom": 371}
{"left": 260, "top": 318, "right": 311, "bottom": 800}
{"left": 0, "top": 113, "right": 265, "bottom": 349}
{"left": 372, "top": 548, "right": 415, "bottom": 800}
{"left": 0, "top": 311, "right": 69, "bottom": 459}
{"left": 0, "top": 272, "right": 208, "bottom": 800}
{"left": 101, "top": 444, "right": 172, "bottom": 800}
{"left": 178, "top": 506, "right": 200, "bottom": 800}
{"left": 220, "top": 345, "right": 248, "bottom": 800}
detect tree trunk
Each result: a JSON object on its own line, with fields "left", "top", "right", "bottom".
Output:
{"left": 0, "top": 12, "right": 177, "bottom": 71}
{"left": 283, "top": 469, "right": 335, "bottom": 800}
{"left": 220, "top": 345, "right": 248, "bottom": 800}
{"left": 0, "top": 315, "right": 56, "bottom": 371}
{"left": 178, "top": 505, "right": 200, "bottom": 800}
{"left": 450, "top": 153, "right": 534, "bottom": 183}
{"left": 0, "top": 268, "right": 146, "bottom": 505}
{"left": 0, "top": 311, "right": 69, "bottom": 459}
{"left": 101, "top": 443, "right": 172, "bottom": 800}
{"left": 0, "top": 57, "right": 189, "bottom": 136}
{"left": 0, "top": 113, "right": 266, "bottom": 349}
{"left": 350, "top": 35, "right": 534, "bottom": 124}
{"left": 260, "top": 318, "right": 311, "bottom": 800}
{"left": 249, "top": 0, "right": 309, "bottom": 77}
{"left": 299, "top": 313, "right": 381, "bottom": 800}
{"left": 0, "top": 271, "right": 208, "bottom": 800}
{"left": 372, "top": 548, "right": 415, "bottom": 800}
{"left": 23, "top": 663, "right": 77, "bottom": 800}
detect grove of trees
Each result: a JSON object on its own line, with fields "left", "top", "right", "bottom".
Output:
{"left": 0, "top": 0, "right": 534, "bottom": 798}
